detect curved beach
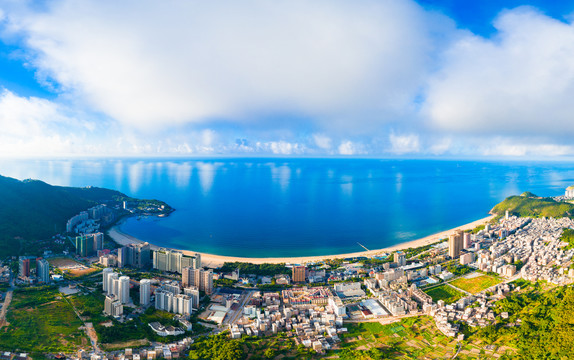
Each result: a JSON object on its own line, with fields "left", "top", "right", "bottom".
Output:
{"left": 108, "top": 215, "right": 494, "bottom": 268}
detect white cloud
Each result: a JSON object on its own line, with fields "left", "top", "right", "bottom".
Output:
{"left": 312, "top": 134, "right": 332, "bottom": 150}
{"left": 338, "top": 141, "right": 359, "bottom": 155}
{"left": 0, "top": 89, "right": 89, "bottom": 157}
{"left": 2, "top": 0, "right": 448, "bottom": 132}
{"left": 388, "top": 132, "right": 420, "bottom": 154}
{"left": 425, "top": 7, "right": 574, "bottom": 137}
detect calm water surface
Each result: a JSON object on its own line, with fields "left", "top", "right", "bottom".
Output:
{"left": 1, "top": 158, "right": 573, "bottom": 257}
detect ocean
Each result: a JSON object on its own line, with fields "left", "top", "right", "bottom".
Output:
{"left": 1, "top": 158, "right": 573, "bottom": 257}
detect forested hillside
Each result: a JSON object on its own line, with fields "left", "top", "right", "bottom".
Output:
{"left": 0, "top": 175, "right": 123, "bottom": 256}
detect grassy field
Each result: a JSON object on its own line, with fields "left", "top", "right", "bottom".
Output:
{"left": 0, "top": 287, "right": 88, "bottom": 354}
{"left": 424, "top": 284, "right": 465, "bottom": 304}
{"left": 68, "top": 291, "right": 106, "bottom": 322}
{"left": 334, "top": 316, "right": 515, "bottom": 359}
{"left": 450, "top": 274, "right": 501, "bottom": 294}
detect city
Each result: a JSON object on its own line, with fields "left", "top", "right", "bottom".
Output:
{"left": 1, "top": 187, "right": 574, "bottom": 358}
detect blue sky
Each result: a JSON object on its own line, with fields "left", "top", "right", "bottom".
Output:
{"left": 1, "top": 0, "right": 574, "bottom": 158}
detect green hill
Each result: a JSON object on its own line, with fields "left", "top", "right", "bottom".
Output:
{"left": 491, "top": 195, "right": 574, "bottom": 219}
{"left": 0, "top": 175, "right": 170, "bottom": 257}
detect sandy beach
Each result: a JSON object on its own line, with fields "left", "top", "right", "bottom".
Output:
{"left": 107, "top": 215, "right": 494, "bottom": 268}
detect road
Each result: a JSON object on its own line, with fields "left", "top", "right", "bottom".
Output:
{"left": 0, "top": 273, "right": 15, "bottom": 329}
{"left": 226, "top": 290, "right": 254, "bottom": 327}
{"left": 0, "top": 290, "right": 13, "bottom": 328}
{"left": 62, "top": 293, "right": 101, "bottom": 353}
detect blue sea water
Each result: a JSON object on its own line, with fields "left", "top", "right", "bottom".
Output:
{"left": 0, "top": 158, "right": 573, "bottom": 257}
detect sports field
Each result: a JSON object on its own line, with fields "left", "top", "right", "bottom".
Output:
{"left": 450, "top": 274, "right": 501, "bottom": 294}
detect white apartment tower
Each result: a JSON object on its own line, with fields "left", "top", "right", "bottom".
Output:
{"left": 102, "top": 268, "right": 114, "bottom": 292}
{"left": 140, "top": 279, "right": 151, "bottom": 306}
{"left": 119, "top": 276, "right": 131, "bottom": 304}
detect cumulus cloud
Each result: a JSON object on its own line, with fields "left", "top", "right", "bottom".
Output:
{"left": 388, "top": 132, "right": 420, "bottom": 154}
{"left": 2, "top": 0, "right": 447, "bottom": 132}
{"left": 424, "top": 7, "right": 574, "bottom": 137}
{"left": 312, "top": 134, "right": 332, "bottom": 150}
{"left": 4, "top": 2, "right": 574, "bottom": 158}
{"left": 338, "top": 140, "right": 365, "bottom": 156}
{"left": 0, "top": 89, "right": 90, "bottom": 156}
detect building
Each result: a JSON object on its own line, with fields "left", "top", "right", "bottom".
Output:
{"left": 37, "top": 258, "right": 50, "bottom": 283}
{"left": 140, "top": 279, "right": 151, "bottom": 306}
{"left": 155, "top": 289, "right": 193, "bottom": 315}
{"left": 106, "top": 272, "right": 120, "bottom": 296}
{"left": 184, "top": 287, "right": 200, "bottom": 309}
{"left": 102, "top": 268, "right": 114, "bottom": 292}
{"left": 119, "top": 276, "right": 131, "bottom": 304}
{"left": 153, "top": 249, "right": 200, "bottom": 273}
{"left": 459, "top": 252, "right": 475, "bottom": 266}
{"left": 329, "top": 296, "right": 346, "bottom": 316}
{"left": 182, "top": 267, "right": 194, "bottom": 288}
{"left": 162, "top": 281, "right": 181, "bottom": 295}
{"left": 566, "top": 186, "right": 574, "bottom": 198}
{"left": 66, "top": 211, "right": 89, "bottom": 233}
{"left": 394, "top": 251, "right": 406, "bottom": 267}
{"left": 93, "top": 232, "right": 104, "bottom": 252}
{"left": 448, "top": 230, "right": 464, "bottom": 259}
{"left": 18, "top": 258, "right": 30, "bottom": 278}
{"left": 182, "top": 268, "right": 213, "bottom": 294}
{"left": 292, "top": 266, "right": 306, "bottom": 283}
{"left": 104, "top": 295, "right": 123, "bottom": 317}
{"left": 463, "top": 232, "right": 471, "bottom": 249}
{"left": 118, "top": 242, "right": 151, "bottom": 269}
{"left": 75, "top": 235, "right": 94, "bottom": 257}
{"left": 99, "top": 254, "right": 117, "bottom": 267}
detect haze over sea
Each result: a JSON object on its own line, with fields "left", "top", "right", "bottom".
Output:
{"left": 1, "top": 159, "right": 573, "bottom": 258}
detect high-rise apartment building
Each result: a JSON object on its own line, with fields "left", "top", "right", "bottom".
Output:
{"left": 153, "top": 249, "right": 200, "bottom": 274}
{"left": 104, "top": 295, "right": 123, "bottom": 317}
{"left": 102, "top": 268, "right": 114, "bottom": 292}
{"left": 181, "top": 268, "right": 213, "bottom": 294}
{"left": 119, "top": 276, "right": 131, "bottom": 304}
{"left": 463, "top": 232, "right": 471, "bottom": 249}
{"left": 93, "top": 232, "right": 104, "bottom": 252}
{"left": 155, "top": 290, "right": 193, "bottom": 315}
{"left": 184, "top": 287, "right": 200, "bottom": 309}
{"left": 118, "top": 242, "right": 151, "bottom": 268}
{"left": 140, "top": 279, "right": 151, "bottom": 306}
{"left": 448, "top": 230, "right": 464, "bottom": 259}
{"left": 292, "top": 266, "right": 306, "bottom": 283}
{"left": 37, "top": 258, "right": 50, "bottom": 283}
{"left": 75, "top": 235, "right": 94, "bottom": 257}
{"left": 18, "top": 258, "right": 30, "bottom": 278}
{"left": 394, "top": 251, "right": 406, "bottom": 267}
{"left": 107, "top": 272, "right": 120, "bottom": 296}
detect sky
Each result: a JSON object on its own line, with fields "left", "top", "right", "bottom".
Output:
{"left": 1, "top": 0, "right": 574, "bottom": 158}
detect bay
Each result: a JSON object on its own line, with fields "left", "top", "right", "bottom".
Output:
{"left": 0, "top": 158, "right": 573, "bottom": 257}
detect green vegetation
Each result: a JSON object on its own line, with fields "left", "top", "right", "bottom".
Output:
{"left": 467, "top": 224, "right": 485, "bottom": 234}
{"left": 214, "top": 278, "right": 237, "bottom": 287}
{"left": 560, "top": 228, "right": 574, "bottom": 249}
{"left": 217, "top": 262, "right": 290, "bottom": 276}
{"left": 424, "top": 284, "right": 465, "bottom": 304}
{"left": 68, "top": 291, "right": 106, "bottom": 321}
{"left": 471, "top": 285, "right": 574, "bottom": 359}
{"left": 446, "top": 264, "right": 474, "bottom": 276}
{"left": 95, "top": 307, "right": 188, "bottom": 345}
{"left": 335, "top": 316, "right": 512, "bottom": 359}
{"left": 0, "top": 174, "right": 173, "bottom": 257}
{"left": 0, "top": 287, "right": 87, "bottom": 354}
{"left": 188, "top": 334, "right": 245, "bottom": 360}
{"left": 450, "top": 274, "right": 501, "bottom": 294}
{"left": 491, "top": 195, "right": 574, "bottom": 219}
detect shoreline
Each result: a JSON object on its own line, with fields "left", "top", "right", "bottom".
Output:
{"left": 107, "top": 215, "right": 495, "bottom": 268}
